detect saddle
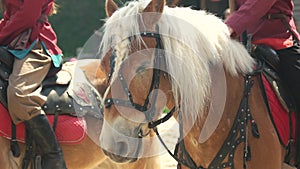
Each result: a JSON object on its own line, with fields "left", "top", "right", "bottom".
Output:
{"left": 252, "top": 44, "right": 295, "bottom": 112}
{"left": 0, "top": 47, "right": 103, "bottom": 118}
{"left": 251, "top": 45, "right": 296, "bottom": 164}
{"left": 0, "top": 48, "right": 104, "bottom": 167}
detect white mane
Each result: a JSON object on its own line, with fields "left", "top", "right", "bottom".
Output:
{"left": 100, "top": 0, "right": 255, "bottom": 121}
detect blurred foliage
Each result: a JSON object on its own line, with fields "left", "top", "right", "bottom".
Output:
{"left": 49, "top": 0, "right": 106, "bottom": 57}
{"left": 48, "top": 0, "right": 226, "bottom": 58}
{"left": 0, "top": 0, "right": 226, "bottom": 58}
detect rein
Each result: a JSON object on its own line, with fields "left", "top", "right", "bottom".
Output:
{"left": 104, "top": 32, "right": 166, "bottom": 123}
{"left": 154, "top": 75, "right": 260, "bottom": 169}
{"left": 102, "top": 31, "right": 260, "bottom": 168}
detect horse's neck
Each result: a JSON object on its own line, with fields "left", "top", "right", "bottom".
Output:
{"left": 182, "top": 72, "right": 246, "bottom": 166}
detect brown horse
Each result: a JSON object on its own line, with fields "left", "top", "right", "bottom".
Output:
{"left": 0, "top": 59, "right": 161, "bottom": 169}
{"left": 98, "top": 0, "right": 294, "bottom": 168}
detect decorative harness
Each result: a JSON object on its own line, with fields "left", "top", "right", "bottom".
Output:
{"left": 104, "top": 32, "right": 167, "bottom": 124}
{"left": 103, "top": 32, "right": 260, "bottom": 169}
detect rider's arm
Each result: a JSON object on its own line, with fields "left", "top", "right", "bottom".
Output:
{"left": 225, "top": 0, "right": 277, "bottom": 37}
{"left": 0, "top": 0, "right": 44, "bottom": 45}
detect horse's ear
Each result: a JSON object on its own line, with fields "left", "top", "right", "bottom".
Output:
{"left": 142, "top": 0, "right": 165, "bottom": 30}
{"left": 106, "top": 0, "right": 119, "bottom": 17}
{"left": 143, "top": 0, "right": 165, "bottom": 13}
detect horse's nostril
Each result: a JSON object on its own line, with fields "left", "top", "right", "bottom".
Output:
{"left": 118, "top": 141, "right": 129, "bottom": 155}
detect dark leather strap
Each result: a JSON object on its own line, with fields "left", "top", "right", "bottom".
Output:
{"left": 0, "top": 47, "right": 14, "bottom": 67}
{"left": 10, "top": 121, "right": 21, "bottom": 157}
{"left": 263, "top": 13, "right": 299, "bottom": 43}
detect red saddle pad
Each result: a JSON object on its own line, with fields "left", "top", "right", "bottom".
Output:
{"left": 0, "top": 103, "right": 87, "bottom": 145}
{"left": 262, "top": 74, "right": 296, "bottom": 146}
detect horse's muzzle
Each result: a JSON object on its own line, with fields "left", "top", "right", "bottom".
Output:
{"left": 102, "top": 148, "right": 138, "bottom": 163}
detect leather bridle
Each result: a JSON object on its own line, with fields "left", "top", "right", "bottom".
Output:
{"left": 104, "top": 32, "right": 174, "bottom": 129}
{"left": 102, "top": 30, "right": 261, "bottom": 169}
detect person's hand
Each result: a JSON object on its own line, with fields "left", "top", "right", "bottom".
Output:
{"left": 227, "top": 25, "right": 238, "bottom": 39}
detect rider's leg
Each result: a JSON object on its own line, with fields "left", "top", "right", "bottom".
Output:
{"left": 7, "top": 43, "right": 67, "bottom": 169}
{"left": 277, "top": 44, "right": 300, "bottom": 166}
{"left": 24, "top": 114, "right": 67, "bottom": 169}
{"left": 277, "top": 44, "right": 300, "bottom": 109}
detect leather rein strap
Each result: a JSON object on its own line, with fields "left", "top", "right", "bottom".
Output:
{"left": 156, "top": 75, "right": 260, "bottom": 169}
{"left": 103, "top": 31, "right": 261, "bottom": 168}
{"left": 104, "top": 32, "right": 166, "bottom": 123}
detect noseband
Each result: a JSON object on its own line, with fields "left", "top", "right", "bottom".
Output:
{"left": 104, "top": 32, "right": 168, "bottom": 123}
{"left": 102, "top": 31, "right": 260, "bottom": 169}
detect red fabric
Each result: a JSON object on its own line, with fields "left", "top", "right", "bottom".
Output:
{"left": 253, "top": 37, "right": 294, "bottom": 50}
{"left": 0, "top": 0, "right": 62, "bottom": 56}
{"left": 262, "top": 75, "right": 296, "bottom": 146}
{"left": 0, "top": 103, "right": 86, "bottom": 145}
{"left": 225, "top": 0, "right": 300, "bottom": 44}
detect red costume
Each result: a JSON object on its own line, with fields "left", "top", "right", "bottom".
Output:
{"left": 0, "top": 1, "right": 66, "bottom": 168}
{"left": 226, "top": 0, "right": 300, "bottom": 166}
{"left": 0, "top": 0, "right": 62, "bottom": 63}
{"left": 225, "top": 0, "right": 300, "bottom": 50}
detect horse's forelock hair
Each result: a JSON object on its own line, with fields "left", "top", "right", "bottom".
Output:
{"left": 100, "top": 0, "right": 255, "bottom": 122}
{"left": 100, "top": 0, "right": 151, "bottom": 83}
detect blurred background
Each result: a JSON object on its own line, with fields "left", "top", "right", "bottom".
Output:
{"left": 45, "top": 0, "right": 300, "bottom": 58}
{"left": 49, "top": 0, "right": 105, "bottom": 58}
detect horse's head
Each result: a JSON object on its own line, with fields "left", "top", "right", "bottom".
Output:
{"left": 99, "top": 0, "right": 174, "bottom": 163}
{"left": 99, "top": 0, "right": 256, "bottom": 163}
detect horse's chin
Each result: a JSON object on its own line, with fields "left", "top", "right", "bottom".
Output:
{"left": 102, "top": 149, "right": 138, "bottom": 163}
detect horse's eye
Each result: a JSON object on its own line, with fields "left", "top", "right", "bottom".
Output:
{"left": 136, "top": 65, "right": 146, "bottom": 74}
